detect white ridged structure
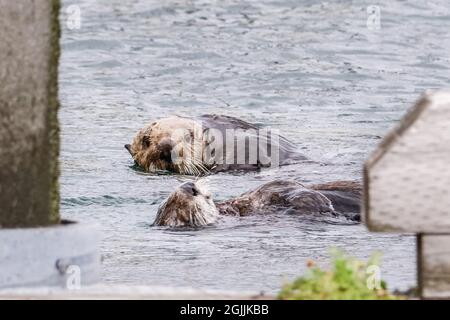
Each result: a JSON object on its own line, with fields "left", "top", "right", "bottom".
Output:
{"left": 0, "top": 221, "right": 100, "bottom": 289}
{"left": 364, "top": 90, "right": 450, "bottom": 299}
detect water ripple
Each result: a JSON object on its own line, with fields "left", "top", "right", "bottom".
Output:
{"left": 58, "top": 0, "right": 438, "bottom": 292}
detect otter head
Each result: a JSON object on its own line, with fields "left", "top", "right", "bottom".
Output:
{"left": 125, "top": 117, "right": 208, "bottom": 175}
{"left": 153, "top": 181, "right": 219, "bottom": 228}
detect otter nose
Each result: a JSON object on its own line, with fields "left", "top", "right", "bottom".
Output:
{"left": 124, "top": 144, "right": 132, "bottom": 155}
{"left": 157, "top": 139, "right": 175, "bottom": 162}
{"left": 180, "top": 182, "right": 200, "bottom": 196}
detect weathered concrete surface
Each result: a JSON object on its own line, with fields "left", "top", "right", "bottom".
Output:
{"left": 364, "top": 90, "right": 450, "bottom": 299}
{"left": 364, "top": 90, "right": 450, "bottom": 233}
{"left": 0, "top": 1, "right": 60, "bottom": 227}
{"left": 0, "top": 285, "right": 272, "bottom": 300}
{"left": 419, "top": 234, "right": 450, "bottom": 299}
{"left": 0, "top": 221, "right": 100, "bottom": 289}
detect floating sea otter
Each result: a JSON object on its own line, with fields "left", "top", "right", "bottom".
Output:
{"left": 125, "top": 114, "right": 307, "bottom": 175}
{"left": 153, "top": 180, "right": 362, "bottom": 228}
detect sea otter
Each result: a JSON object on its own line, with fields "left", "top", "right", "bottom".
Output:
{"left": 125, "top": 114, "right": 306, "bottom": 175}
{"left": 152, "top": 180, "right": 362, "bottom": 228}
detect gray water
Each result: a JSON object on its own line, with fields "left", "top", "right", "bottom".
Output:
{"left": 59, "top": 0, "right": 450, "bottom": 293}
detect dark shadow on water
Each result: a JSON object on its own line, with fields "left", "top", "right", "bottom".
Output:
{"left": 128, "top": 163, "right": 174, "bottom": 176}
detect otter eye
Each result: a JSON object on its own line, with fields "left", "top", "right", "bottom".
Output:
{"left": 142, "top": 136, "right": 151, "bottom": 148}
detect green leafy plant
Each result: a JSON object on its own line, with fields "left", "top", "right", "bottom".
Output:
{"left": 278, "top": 249, "right": 403, "bottom": 300}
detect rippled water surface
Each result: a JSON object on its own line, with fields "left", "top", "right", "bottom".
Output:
{"left": 59, "top": 0, "right": 450, "bottom": 292}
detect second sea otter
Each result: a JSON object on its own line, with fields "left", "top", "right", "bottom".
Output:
{"left": 153, "top": 180, "right": 362, "bottom": 228}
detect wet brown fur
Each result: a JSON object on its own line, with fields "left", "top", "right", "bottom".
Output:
{"left": 127, "top": 114, "right": 306, "bottom": 174}
{"left": 154, "top": 180, "right": 362, "bottom": 227}
{"left": 128, "top": 117, "right": 204, "bottom": 174}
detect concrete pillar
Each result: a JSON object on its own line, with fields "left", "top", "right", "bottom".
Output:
{"left": 364, "top": 90, "right": 450, "bottom": 298}
{"left": 0, "top": 0, "right": 60, "bottom": 227}
{"left": 418, "top": 234, "right": 450, "bottom": 299}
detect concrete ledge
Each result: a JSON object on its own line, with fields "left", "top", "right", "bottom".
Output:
{"left": 0, "top": 221, "right": 100, "bottom": 289}
{"left": 0, "top": 285, "right": 273, "bottom": 300}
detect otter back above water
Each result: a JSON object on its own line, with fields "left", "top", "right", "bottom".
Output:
{"left": 199, "top": 114, "right": 307, "bottom": 172}
{"left": 216, "top": 180, "right": 362, "bottom": 221}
